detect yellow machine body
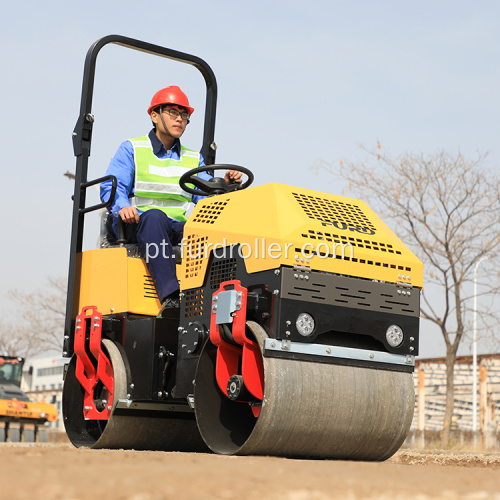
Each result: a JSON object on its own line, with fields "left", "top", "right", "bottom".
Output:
{"left": 180, "top": 183, "right": 423, "bottom": 291}
{"left": 74, "top": 248, "right": 161, "bottom": 316}
{"left": 0, "top": 399, "right": 58, "bottom": 424}
{"left": 74, "top": 183, "right": 422, "bottom": 316}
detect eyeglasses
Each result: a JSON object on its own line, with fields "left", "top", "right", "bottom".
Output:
{"left": 162, "top": 107, "right": 190, "bottom": 121}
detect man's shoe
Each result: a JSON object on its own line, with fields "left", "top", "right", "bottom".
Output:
{"left": 159, "top": 295, "right": 180, "bottom": 318}
{"left": 161, "top": 297, "right": 180, "bottom": 309}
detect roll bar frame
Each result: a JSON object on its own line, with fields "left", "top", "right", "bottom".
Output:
{"left": 63, "top": 35, "right": 218, "bottom": 356}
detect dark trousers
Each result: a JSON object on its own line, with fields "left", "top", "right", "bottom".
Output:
{"left": 123, "top": 209, "right": 185, "bottom": 303}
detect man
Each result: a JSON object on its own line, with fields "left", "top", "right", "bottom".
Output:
{"left": 100, "top": 86, "right": 240, "bottom": 314}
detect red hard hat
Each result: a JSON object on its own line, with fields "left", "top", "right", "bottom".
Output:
{"left": 147, "top": 86, "right": 194, "bottom": 115}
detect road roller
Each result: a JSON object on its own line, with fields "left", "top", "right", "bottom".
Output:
{"left": 0, "top": 356, "right": 58, "bottom": 442}
{"left": 62, "top": 35, "right": 423, "bottom": 460}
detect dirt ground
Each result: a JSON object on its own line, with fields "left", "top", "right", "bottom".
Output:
{"left": 0, "top": 444, "right": 499, "bottom": 500}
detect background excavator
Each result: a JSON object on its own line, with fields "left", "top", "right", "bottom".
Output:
{"left": 62, "top": 35, "right": 423, "bottom": 460}
{"left": 0, "top": 356, "right": 58, "bottom": 442}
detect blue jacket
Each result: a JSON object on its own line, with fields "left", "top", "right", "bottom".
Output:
{"left": 100, "top": 129, "right": 211, "bottom": 217}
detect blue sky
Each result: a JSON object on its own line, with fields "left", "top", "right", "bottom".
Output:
{"left": 1, "top": 1, "right": 499, "bottom": 357}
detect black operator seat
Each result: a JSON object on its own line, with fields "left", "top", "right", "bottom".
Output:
{"left": 99, "top": 211, "right": 182, "bottom": 264}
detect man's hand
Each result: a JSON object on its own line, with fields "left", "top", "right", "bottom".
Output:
{"left": 119, "top": 206, "right": 140, "bottom": 224}
{"left": 224, "top": 170, "right": 243, "bottom": 185}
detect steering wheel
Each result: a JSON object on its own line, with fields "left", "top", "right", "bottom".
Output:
{"left": 179, "top": 164, "right": 254, "bottom": 197}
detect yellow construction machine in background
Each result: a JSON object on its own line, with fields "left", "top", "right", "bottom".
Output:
{"left": 0, "top": 356, "right": 58, "bottom": 442}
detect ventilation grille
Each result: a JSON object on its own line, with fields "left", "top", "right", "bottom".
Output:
{"left": 184, "top": 288, "right": 204, "bottom": 318}
{"left": 192, "top": 199, "right": 230, "bottom": 224}
{"left": 209, "top": 258, "right": 237, "bottom": 290}
{"left": 283, "top": 269, "right": 418, "bottom": 316}
{"left": 292, "top": 193, "right": 376, "bottom": 233}
{"left": 301, "top": 229, "right": 401, "bottom": 254}
{"left": 143, "top": 275, "right": 159, "bottom": 299}
{"left": 295, "top": 244, "right": 411, "bottom": 272}
{"left": 298, "top": 230, "right": 410, "bottom": 272}
{"left": 184, "top": 234, "right": 209, "bottom": 279}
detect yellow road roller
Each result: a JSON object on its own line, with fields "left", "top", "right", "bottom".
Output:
{"left": 63, "top": 35, "right": 423, "bottom": 460}
{"left": 0, "top": 356, "right": 58, "bottom": 442}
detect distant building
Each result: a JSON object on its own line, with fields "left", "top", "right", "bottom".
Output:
{"left": 21, "top": 353, "right": 66, "bottom": 431}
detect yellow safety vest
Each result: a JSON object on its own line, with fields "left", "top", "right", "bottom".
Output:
{"left": 129, "top": 135, "right": 200, "bottom": 222}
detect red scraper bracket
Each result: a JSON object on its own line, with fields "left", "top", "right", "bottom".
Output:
{"left": 73, "top": 306, "right": 114, "bottom": 420}
{"left": 209, "top": 281, "right": 264, "bottom": 417}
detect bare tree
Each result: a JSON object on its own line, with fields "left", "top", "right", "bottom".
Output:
{"left": 2, "top": 277, "right": 67, "bottom": 358}
{"left": 0, "top": 321, "right": 35, "bottom": 358}
{"left": 316, "top": 146, "right": 500, "bottom": 445}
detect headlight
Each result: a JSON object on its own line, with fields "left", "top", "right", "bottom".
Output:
{"left": 296, "top": 313, "right": 315, "bottom": 337}
{"left": 386, "top": 324, "right": 404, "bottom": 347}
